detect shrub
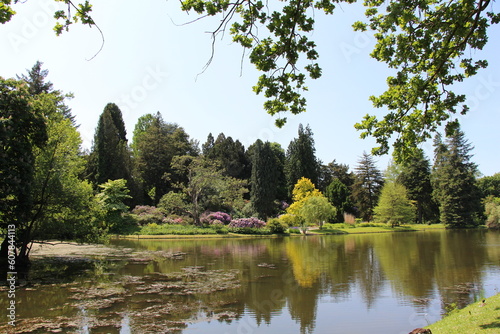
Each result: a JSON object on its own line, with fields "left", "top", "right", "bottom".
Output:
{"left": 131, "top": 205, "right": 166, "bottom": 226}
{"left": 200, "top": 211, "right": 232, "bottom": 225}
{"left": 138, "top": 223, "right": 227, "bottom": 235}
{"left": 229, "top": 217, "right": 266, "bottom": 229}
{"left": 288, "top": 227, "right": 301, "bottom": 234}
{"left": 277, "top": 213, "right": 303, "bottom": 227}
{"left": 267, "top": 218, "right": 287, "bottom": 234}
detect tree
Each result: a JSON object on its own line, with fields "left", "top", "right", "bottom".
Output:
{"left": 432, "top": 128, "right": 482, "bottom": 227}
{"left": 351, "top": 152, "right": 384, "bottom": 222}
{"left": 2, "top": 2, "right": 498, "bottom": 160}
{"left": 250, "top": 140, "right": 282, "bottom": 219}
{"left": 96, "top": 179, "right": 131, "bottom": 232}
{"left": 374, "top": 182, "right": 416, "bottom": 227}
{"left": 299, "top": 196, "right": 336, "bottom": 230}
{"left": 88, "top": 103, "right": 132, "bottom": 186}
{"left": 285, "top": 124, "right": 320, "bottom": 195}
{"left": 398, "top": 150, "right": 438, "bottom": 224}
{"left": 287, "top": 177, "right": 331, "bottom": 232}
{"left": 202, "top": 132, "right": 249, "bottom": 179}
{"left": 133, "top": 112, "right": 198, "bottom": 204}
{"left": 325, "top": 178, "right": 354, "bottom": 222}
{"left": 477, "top": 173, "right": 500, "bottom": 198}
{"left": 484, "top": 196, "right": 500, "bottom": 229}
{"left": 318, "top": 160, "right": 354, "bottom": 193}
{"left": 169, "top": 156, "right": 247, "bottom": 224}
{"left": 30, "top": 108, "right": 99, "bottom": 243}
{"left": 0, "top": 77, "right": 47, "bottom": 265}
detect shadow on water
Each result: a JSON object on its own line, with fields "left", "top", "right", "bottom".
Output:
{"left": 0, "top": 229, "right": 499, "bottom": 333}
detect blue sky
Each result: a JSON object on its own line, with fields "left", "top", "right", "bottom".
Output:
{"left": 1, "top": 0, "right": 499, "bottom": 176}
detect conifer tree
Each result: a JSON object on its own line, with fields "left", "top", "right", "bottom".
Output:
{"left": 351, "top": 152, "right": 384, "bottom": 221}
{"left": 398, "top": 150, "right": 438, "bottom": 224}
{"left": 285, "top": 124, "right": 320, "bottom": 195}
{"left": 90, "top": 103, "right": 131, "bottom": 186}
{"left": 432, "top": 128, "right": 482, "bottom": 227}
{"left": 250, "top": 140, "right": 282, "bottom": 219}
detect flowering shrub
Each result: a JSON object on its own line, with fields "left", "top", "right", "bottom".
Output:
{"left": 229, "top": 217, "right": 266, "bottom": 229}
{"left": 131, "top": 205, "right": 166, "bottom": 226}
{"left": 200, "top": 211, "right": 232, "bottom": 225}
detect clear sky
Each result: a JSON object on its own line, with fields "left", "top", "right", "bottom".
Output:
{"left": 1, "top": 0, "right": 499, "bottom": 176}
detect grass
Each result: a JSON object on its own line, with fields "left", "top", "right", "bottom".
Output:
{"left": 426, "top": 293, "right": 500, "bottom": 333}
{"left": 308, "top": 223, "right": 446, "bottom": 235}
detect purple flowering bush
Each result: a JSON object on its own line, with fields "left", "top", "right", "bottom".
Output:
{"left": 131, "top": 206, "right": 166, "bottom": 226}
{"left": 229, "top": 217, "right": 266, "bottom": 229}
{"left": 200, "top": 211, "right": 232, "bottom": 225}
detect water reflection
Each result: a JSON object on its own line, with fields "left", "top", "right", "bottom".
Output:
{"left": 1, "top": 230, "right": 499, "bottom": 333}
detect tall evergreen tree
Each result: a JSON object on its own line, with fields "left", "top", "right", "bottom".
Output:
{"left": 250, "top": 140, "right": 284, "bottom": 219}
{"left": 398, "top": 150, "right": 438, "bottom": 224}
{"left": 89, "top": 103, "right": 131, "bottom": 186}
{"left": 351, "top": 152, "right": 384, "bottom": 221}
{"left": 285, "top": 124, "right": 320, "bottom": 196}
{"left": 432, "top": 128, "right": 482, "bottom": 227}
{"left": 202, "top": 132, "right": 249, "bottom": 179}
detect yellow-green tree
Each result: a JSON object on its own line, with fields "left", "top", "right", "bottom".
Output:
{"left": 287, "top": 177, "right": 335, "bottom": 231}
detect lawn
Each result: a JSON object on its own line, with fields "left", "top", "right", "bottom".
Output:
{"left": 426, "top": 293, "right": 500, "bottom": 333}
{"left": 308, "top": 223, "right": 446, "bottom": 235}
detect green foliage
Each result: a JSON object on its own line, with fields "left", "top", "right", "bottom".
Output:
{"left": 351, "top": 152, "right": 384, "bottom": 222}
{"left": 250, "top": 140, "right": 286, "bottom": 219}
{"left": 96, "top": 179, "right": 131, "bottom": 232}
{"left": 266, "top": 218, "right": 287, "bottom": 234}
{"left": 298, "top": 195, "right": 336, "bottom": 229}
{"left": 432, "top": 128, "right": 482, "bottom": 227}
{"left": 133, "top": 112, "right": 198, "bottom": 204}
{"left": 203, "top": 133, "right": 249, "bottom": 179}
{"left": 477, "top": 173, "right": 500, "bottom": 198}
{"left": 88, "top": 103, "right": 132, "bottom": 189}
{"left": 228, "top": 227, "right": 272, "bottom": 235}
{"left": 398, "top": 150, "right": 438, "bottom": 224}
{"left": 158, "top": 191, "right": 189, "bottom": 216}
{"left": 373, "top": 182, "right": 416, "bottom": 227}
{"left": 484, "top": 196, "right": 500, "bottom": 229}
{"left": 170, "top": 156, "right": 248, "bottom": 224}
{"left": 354, "top": 0, "right": 499, "bottom": 161}
{"left": 285, "top": 124, "right": 320, "bottom": 194}
{"left": 278, "top": 213, "right": 304, "bottom": 227}
{"left": 137, "top": 223, "right": 227, "bottom": 235}
{"left": 325, "top": 178, "right": 354, "bottom": 222}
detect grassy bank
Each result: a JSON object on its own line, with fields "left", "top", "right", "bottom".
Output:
{"left": 115, "top": 223, "right": 448, "bottom": 239}
{"left": 308, "top": 223, "right": 446, "bottom": 235}
{"left": 426, "top": 293, "right": 500, "bottom": 333}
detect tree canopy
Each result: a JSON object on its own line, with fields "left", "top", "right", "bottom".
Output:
{"left": 3, "top": 1, "right": 497, "bottom": 159}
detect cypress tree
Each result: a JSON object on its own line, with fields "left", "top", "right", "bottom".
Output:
{"left": 250, "top": 140, "right": 277, "bottom": 219}
{"left": 91, "top": 103, "right": 131, "bottom": 186}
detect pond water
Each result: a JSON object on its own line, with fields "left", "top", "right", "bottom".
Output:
{"left": 2, "top": 230, "right": 499, "bottom": 333}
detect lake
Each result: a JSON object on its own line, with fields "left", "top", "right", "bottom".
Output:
{"left": 2, "top": 229, "right": 499, "bottom": 333}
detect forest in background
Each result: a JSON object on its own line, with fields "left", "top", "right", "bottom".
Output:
{"left": 1, "top": 62, "right": 500, "bottom": 265}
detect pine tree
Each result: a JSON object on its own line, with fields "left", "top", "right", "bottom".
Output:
{"left": 351, "top": 152, "right": 384, "bottom": 221}
{"left": 285, "top": 124, "right": 320, "bottom": 195}
{"left": 432, "top": 128, "right": 482, "bottom": 227}
{"left": 398, "top": 150, "right": 438, "bottom": 224}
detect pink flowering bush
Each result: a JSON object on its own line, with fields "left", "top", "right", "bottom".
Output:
{"left": 200, "top": 211, "right": 232, "bottom": 225}
{"left": 229, "top": 217, "right": 266, "bottom": 229}
{"left": 131, "top": 205, "right": 166, "bottom": 226}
